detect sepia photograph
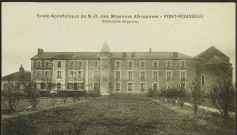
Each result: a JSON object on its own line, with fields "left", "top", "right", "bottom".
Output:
{"left": 1, "top": 2, "right": 236, "bottom": 135}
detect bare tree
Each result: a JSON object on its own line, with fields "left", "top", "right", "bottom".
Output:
{"left": 210, "top": 77, "right": 235, "bottom": 121}
{"left": 189, "top": 80, "right": 205, "bottom": 114}
{"left": 25, "top": 81, "right": 40, "bottom": 108}
{"left": 2, "top": 81, "right": 21, "bottom": 113}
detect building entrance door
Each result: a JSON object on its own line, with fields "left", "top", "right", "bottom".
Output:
{"left": 153, "top": 83, "right": 158, "bottom": 91}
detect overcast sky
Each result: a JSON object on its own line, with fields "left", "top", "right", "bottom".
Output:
{"left": 2, "top": 3, "right": 235, "bottom": 81}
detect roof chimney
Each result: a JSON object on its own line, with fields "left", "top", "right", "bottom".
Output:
{"left": 38, "top": 48, "right": 43, "bottom": 55}
{"left": 173, "top": 52, "right": 178, "bottom": 58}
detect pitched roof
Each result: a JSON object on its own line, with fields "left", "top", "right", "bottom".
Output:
{"left": 194, "top": 46, "right": 229, "bottom": 60}
{"left": 205, "top": 55, "right": 229, "bottom": 65}
{"left": 31, "top": 51, "right": 192, "bottom": 60}
{"left": 112, "top": 52, "right": 192, "bottom": 59}
{"left": 31, "top": 52, "right": 101, "bottom": 60}
{"left": 2, "top": 71, "right": 31, "bottom": 82}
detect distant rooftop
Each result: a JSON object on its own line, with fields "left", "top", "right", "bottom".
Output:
{"left": 2, "top": 65, "right": 31, "bottom": 81}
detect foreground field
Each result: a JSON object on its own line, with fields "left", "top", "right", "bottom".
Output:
{"left": 1, "top": 95, "right": 235, "bottom": 135}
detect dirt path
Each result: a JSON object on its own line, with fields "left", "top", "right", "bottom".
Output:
{"left": 184, "top": 103, "right": 235, "bottom": 117}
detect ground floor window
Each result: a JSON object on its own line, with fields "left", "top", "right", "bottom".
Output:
{"left": 116, "top": 83, "right": 120, "bottom": 91}
{"left": 140, "top": 83, "right": 146, "bottom": 91}
{"left": 94, "top": 83, "right": 99, "bottom": 90}
{"left": 128, "top": 83, "right": 133, "bottom": 91}
{"left": 78, "top": 83, "right": 84, "bottom": 90}
{"left": 68, "top": 83, "right": 84, "bottom": 90}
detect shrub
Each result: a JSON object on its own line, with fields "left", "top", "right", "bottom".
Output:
{"left": 147, "top": 88, "right": 158, "bottom": 98}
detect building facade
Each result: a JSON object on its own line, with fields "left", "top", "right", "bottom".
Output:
{"left": 31, "top": 43, "right": 232, "bottom": 95}
{"left": 2, "top": 65, "right": 31, "bottom": 93}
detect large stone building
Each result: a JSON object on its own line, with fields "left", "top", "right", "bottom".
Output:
{"left": 31, "top": 43, "right": 232, "bottom": 95}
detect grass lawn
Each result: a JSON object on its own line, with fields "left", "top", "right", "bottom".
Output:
{"left": 1, "top": 95, "right": 235, "bottom": 135}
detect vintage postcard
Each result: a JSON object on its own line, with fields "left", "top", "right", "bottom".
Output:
{"left": 1, "top": 2, "right": 236, "bottom": 135}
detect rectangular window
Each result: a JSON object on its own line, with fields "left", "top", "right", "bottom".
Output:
{"left": 69, "top": 70, "right": 74, "bottom": 78}
{"left": 116, "top": 83, "right": 120, "bottom": 91}
{"left": 94, "top": 83, "right": 99, "bottom": 90}
{"left": 201, "top": 74, "right": 205, "bottom": 86}
{"left": 128, "top": 61, "right": 133, "bottom": 68}
{"left": 45, "top": 61, "right": 49, "bottom": 68}
{"left": 94, "top": 71, "right": 99, "bottom": 79}
{"left": 37, "top": 61, "right": 41, "bottom": 68}
{"left": 140, "top": 61, "right": 145, "bottom": 68}
{"left": 68, "top": 83, "right": 74, "bottom": 90}
{"left": 78, "top": 71, "right": 83, "bottom": 78}
{"left": 45, "top": 71, "right": 49, "bottom": 77}
{"left": 115, "top": 71, "right": 121, "bottom": 79}
{"left": 180, "top": 60, "right": 186, "bottom": 68}
{"left": 166, "top": 70, "right": 172, "bottom": 79}
{"left": 153, "top": 60, "right": 158, "bottom": 68}
{"left": 36, "top": 70, "right": 41, "bottom": 77}
{"left": 166, "top": 60, "right": 172, "bottom": 68}
{"left": 115, "top": 60, "right": 121, "bottom": 68}
{"left": 58, "top": 61, "right": 61, "bottom": 68}
{"left": 57, "top": 71, "right": 62, "bottom": 78}
{"left": 78, "top": 83, "right": 84, "bottom": 90}
{"left": 74, "top": 83, "right": 78, "bottom": 90}
{"left": 152, "top": 70, "right": 159, "bottom": 79}
{"left": 128, "top": 71, "right": 133, "bottom": 79}
{"left": 78, "top": 61, "right": 82, "bottom": 68}
{"left": 140, "top": 71, "right": 146, "bottom": 79}
{"left": 141, "top": 83, "right": 146, "bottom": 91}
{"left": 180, "top": 70, "right": 186, "bottom": 79}
{"left": 128, "top": 83, "right": 133, "bottom": 91}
